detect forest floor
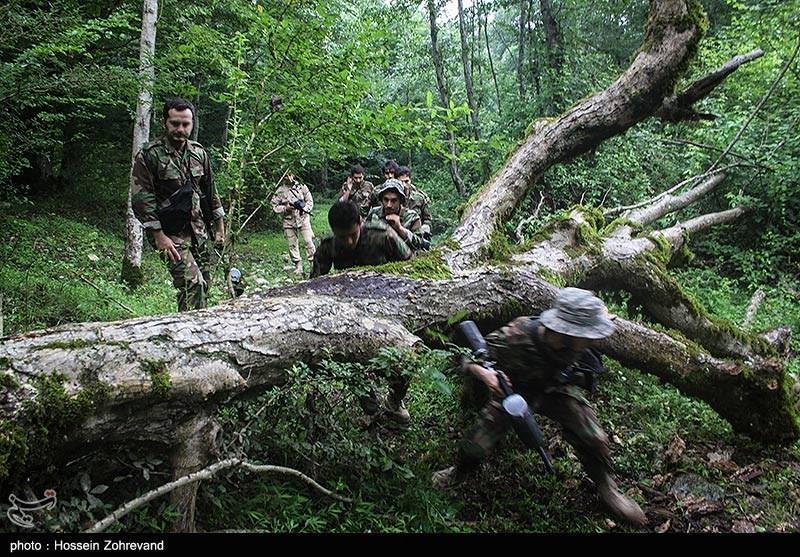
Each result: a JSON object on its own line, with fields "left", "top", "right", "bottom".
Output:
{"left": 1, "top": 193, "right": 798, "bottom": 533}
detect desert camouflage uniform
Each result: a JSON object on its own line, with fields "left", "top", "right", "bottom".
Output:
{"left": 271, "top": 181, "right": 316, "bottom": 267}
{"left": 338, "top": 179, "right": 376, "bottom": 217}
{"left": 458, "top": 316, "right": 612, "bottom": 483}
{"left": 310, "top": 220, "right": 412, "bottom": 278}
{"left": 131, "top": 137, "right": 224, "bottom": 312}
{"left": 365, "top": 205, "right": 428, "bottom": 252}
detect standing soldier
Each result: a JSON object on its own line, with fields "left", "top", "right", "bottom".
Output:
{"left": 432, "top": 288, "right": 647, "bottom": 527}
{"left": 338, "top": 164, "right": 376, "bottom": 218}
{"left": 311, "top": 201, "right": 412, "bottom": 278}
{"left": 366, "top": 179, "right": 429, "bottom": 252}
{"left": 131, "top": 97, "right": 225, "bottom": 312}
{"left": 396, "top": 166, "right": 432, "bottom": 241}
{"left": 271, "top": 171, "right": 316, "bottom": 276}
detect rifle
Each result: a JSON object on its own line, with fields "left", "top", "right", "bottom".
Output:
{"left": 291, "top": 199, "right": 313, "bottom": 215}
{"left": 457, "top": 320, "right": 556, "bottom": 474}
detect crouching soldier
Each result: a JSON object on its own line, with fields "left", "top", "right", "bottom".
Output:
{"left": 433, "top": 288, "right": 648, "bottom": 528}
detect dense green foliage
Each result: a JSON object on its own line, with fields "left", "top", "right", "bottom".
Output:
{"left": 1, "top": 0, "right": 798, "bottom": 533}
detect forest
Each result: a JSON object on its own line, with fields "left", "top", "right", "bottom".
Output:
{"left": 1, "top": 0, "right": 799, "bottom": 534}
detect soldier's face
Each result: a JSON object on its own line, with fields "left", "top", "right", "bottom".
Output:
{"left": 547, "top": 331, "right": 594, "bottom": 362}
{"left": 383, "top": 169, "right": 395, "bottom": 179}
{"left": 381, "top": 192, "right": 402, "bottom": 215}
{"left": 333, "top": 222, "right": 361, "bottom": 251}
{"left": 398, "top": 175, "right": 411, "bottom": 193}
{"left": 164, "top": 108, "right": 194, "bottom": 145}
{"left": 351, "top": 173, "right": 364, "bottom": 186}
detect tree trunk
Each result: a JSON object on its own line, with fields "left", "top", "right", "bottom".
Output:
{"left": 122, "top": 0, "right": 158, "bottom": 288}
{"left": 482, "top": 1, "right": 502, "bottom": 116}
{"left": 427, "top": 0, "right": 466, "bottom": 196}
{"left": 2, "top": 1, "right": 795, "bottom": 533}
{"left": 191, "top": 81, "right": 201, "bottom": 142}
{"left": 457, "top": 0, "right": 481, "bottom": 141}
{"left": 517, "top": 0, "right": 527, "bottom": 99}
{"left": 539, "top": 0, "right": 561, "bottom": 70}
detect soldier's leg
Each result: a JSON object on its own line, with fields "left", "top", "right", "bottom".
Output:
{"left": 533, "top": 391, "right": 646, "bottom": 526}
{"left": 457, "top": 399, "right": 511, "bottom": 474}
{"left": 433, "top": 399, "right": 511, "bottom": 487}
{"left": 285, "top": 227, "right": 303, "bottom": 275}
{"left": 166, "top": 240, "right": 207, "bottom": 312}
{"left": 532, "top": 392, "right": 612, "bottom": 480}
{"left": 284, "top": 227, "right": 301, "bottom": 264}
{"left": 384, "top": 365, "right": 411, "bottom": 429}
{"left": 301, "top": 222, "right": 315, "bottom": 262}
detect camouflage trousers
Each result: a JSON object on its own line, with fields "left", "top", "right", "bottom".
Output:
{"left": 161, "top": 238, "right": 211, "bottom": 312}
{"left": 284, "top": 223, "right": 316, "bottom": 265}
{"left": 457, "top": 386, "right": 613, "bottom": 482}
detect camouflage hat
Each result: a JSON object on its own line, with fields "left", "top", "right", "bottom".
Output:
{"left": 539, "top": 287, "right": 615, "bottom": 339}
{"left": 375, "top": 178, "right": 407, "bottom": 204}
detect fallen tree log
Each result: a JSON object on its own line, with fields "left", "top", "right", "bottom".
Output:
{"left": 1, "top": 0, "right": 797, "bottom": 533}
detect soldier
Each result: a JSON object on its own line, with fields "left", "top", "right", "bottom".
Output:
{"left": 366, "top": 179, "right": 429, "bottom": 252}
{"left": 382, "top": 159, "right": 400, "bottom": 181}
{"left": 131, "top": 97, "right": 225, "bottom": 312}
{"left": 271, "top": 171, "right": 316, "bottom": 276}
{"left": 338, "top": 164, "right": 376, "bottom": 218}
{"left": 432, "top": 288, "right": 648, "bottom": 528}
{"left": 311, "top": 201, "right": 412, "bottom": 278}
{"left": 395, "top": 166, "right": 432, "bottom": 241}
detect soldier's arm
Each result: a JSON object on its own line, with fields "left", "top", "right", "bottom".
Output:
{"left": 203, "top": 151, "right": 225, "bottom": 222}
{"left": 131, "top": 151, "right": 160, "bottom": 231}
{"left": 420, "top": 200, "right": 433, "bottom": 232}
{"left": 338, "top": 179, "right": 351, "bottom": 202}
{"left": 402, "top": 215, "right": 430, "bottom": 251}
{"left": 304, "top": 185, "right": 314, "bottom": 212}
{"left": 385, "top": 227, "right": 413, "bottom": 262}
{"left": 271, "top": 187, "right": 288, "bottom": 214}
{"left": 132, "top": 151, "right": 181, "bottom": 262}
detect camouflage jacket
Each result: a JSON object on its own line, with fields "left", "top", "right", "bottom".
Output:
{"left": 482, "top": 316, "right": 595, "bottom": 402}
{"left": 131, "top": 137, "right": 224, "bottom": 241}
{"left": 310, "top": 220, "right": 412, "bottom": 278}
{"left": 271, "top": 181, "right": 313, "bottom": 229}
{"left": 404, "top": 184, "right": 432, "bottom": 234}
{"left": 338, "top": 180, "right": 376, "bottom": 217}
{"left": 365, "top": 206, "right": 428, "bottom": 252}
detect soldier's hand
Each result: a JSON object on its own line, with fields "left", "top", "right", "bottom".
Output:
{"left": 345, "top": 176, "right": 353, "bottom": 191}
{"left": 483, "top": 370, "right": 508, "bottom": 397}
{"left": 154, "top": 231, "right": 181, "bottom": 263}
{"left": 384, "top": 213, "right": 402, "bottom": 230}
{"left": 285, "top": 203, "right": 295, "bottom": 214}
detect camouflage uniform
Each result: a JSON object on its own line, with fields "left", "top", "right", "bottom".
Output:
{"left": 131, "top": 137, "right": 224, "bottom": 311}
{"left": 405, "top": 184, "right": 432, "bottom": 238}
{"left": 457, "top": 316, "right": 612, "bottom": 484}
{"left": 338, "top": 179, "right": 376, "bottom": 217}
{"left": 271, "top": 181, "right": 315, "bottom": 269}
{"left": 310, "top": 220, "right": 412, "bottom": 278}
{"left": 365, "top": 205, "right": 429, "bottom": 252}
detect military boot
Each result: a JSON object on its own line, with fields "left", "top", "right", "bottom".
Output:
{"left": 383, "top": 399, "right": 410, "bottom": 430}
{"left": 595, "top": 473, "right": 647, "bottom": 527}
{"left": 431, "top": 466, "right": 457, "bottom": 489}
